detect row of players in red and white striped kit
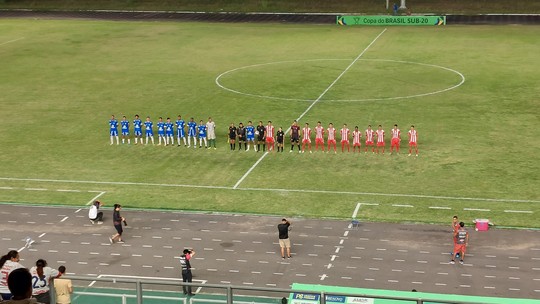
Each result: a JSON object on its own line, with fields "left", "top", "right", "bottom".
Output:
{"left": 258, "top": 121, "right": 419, "bottom": 156}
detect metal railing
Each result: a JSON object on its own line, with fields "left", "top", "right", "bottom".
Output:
{"left": 52, "top": 275, "right": 489, "bottom": 304}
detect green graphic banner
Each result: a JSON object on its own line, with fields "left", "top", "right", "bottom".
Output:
{"left": 337, "top": 15, "right": 446, "bottom": 26}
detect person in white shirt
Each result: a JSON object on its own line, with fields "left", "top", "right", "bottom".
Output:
{"left": 206, "top": 117, "right": 217, "bottom": 149}
{"left": 88, "top": 200, "right": 104, "bottom": 224}
{"left": 3, "top": 268, "right": 43, "bottom": 304}
{"left": 29, "top": 259, "right": 61, "bottom": 304}
{"left": 0, "top": 250, "right": 25, "bottom": 300}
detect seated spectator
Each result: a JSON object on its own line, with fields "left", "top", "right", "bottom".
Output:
{"left": 54, "top": 266, "right": 72, "bottom": 304}
{"left": 3, "top": 268, "right": 43, "bottom": 303}
{"left": 0, "top": 250, "right": 25, "bottom": 300}
{"left": 29, "top": 259, "right": 60, "bottom": 304}
{"left": 88, "top": 200, "right": 104, "bottom": 224}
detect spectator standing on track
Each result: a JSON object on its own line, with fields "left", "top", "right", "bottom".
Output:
{"left": 451, "top": 222, "right": 469, "bottom": 265}
{"left": 3, "top": 268, "right": 43, "bottom": 304}
{"left": 88, "top": 200, "right": 104, "bottom": 224}
{"left": 278, "top": 219, "right": 292, "bottom": 259}
{"left": 109, "top": 204, "right": 126, "bottom": 244}
{"left": 29, "top": 259, "right": 61, "bottom": 304}
{"left": 0, "top": 250, "right": 24, "bottom": 300}
{"left": 54, "top": 266, "right": 72, "bottom": 304}
{"left": 179, "top": 249, "right": 196, "bottom": 296}
{"left": 206, "top": 117, "right": 217, "bottom": 150}
{"left": 451, "top": 215, "right": 460, "bottom": 257}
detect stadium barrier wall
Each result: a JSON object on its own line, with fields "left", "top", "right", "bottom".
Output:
{"left": 0, "top": 9, "right": 539, "bottom": 24}
{"left": 53, "top": 275, "right": 493, "bottom": 304}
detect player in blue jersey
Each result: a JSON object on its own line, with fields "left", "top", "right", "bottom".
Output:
{"left": 157, "top": 117, "right": 166, "bottom": 146}
{"left": 144, "top": 116, "right": 155, "bottom": 145}
{"left": 176, "top": 115, "right": 187, "bottom": 147}
{"left": 120, "top": 115, "right": 130, "bottom": 145}
{"left": 133, "top": 114, "right": 143, "bottom": 145}
{"left": 109, "top": 115, "right": 119, "bottom": 145}
{"left": 187, "top": 118, "right": 197, "bottom": 149}
{"left": 245, "top": 121, "right": 257, "bottom": 152}
{"left": 165, "top": 117, "right": 174, "bottom": 146}
{"left": 197, "top": 120, "right": 208, "bottom": 149}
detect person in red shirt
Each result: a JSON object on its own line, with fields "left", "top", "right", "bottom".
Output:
{"left": 314, "top": 121, "right": 325, "bottom": 152}
{"left": 375, "top": 125, "right": 385, "bottom": 154}
{"left": 265, "top": 121, "right": 275, "bottom": 152}
{"left": 390, "top": 124, "right": 401, "bottom": 154}
{"left": 340, "top": 124, "right": 350, "bottom": 153}
{"left": 301, "top": 123, "right": 312, "bottom": 153}
{"left": 408, "top": 125, "right": 419, "bottom": 157}
{"left": 326, "top": 123, "right": 337, "bottom": 154}
{"left": 365, "top": 125, "right": 375, "bottom": 154}
{"left": 352, "top": 126, "right": 362, "bottom": 153}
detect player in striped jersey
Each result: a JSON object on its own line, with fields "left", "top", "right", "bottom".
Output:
{"left": 314, "top": 121, "right": 325, "bottom": 152}
{"left": 120, "top": 115, "right": 130, "bottom": 145}
{"left": 133, "top": 115, "right": 143, "bottom": 145}
{"left": 375, "top": 125, "right": 385, "bottom": 154}
{"left": 301, "top": 123, "right": 312, "bottom": 153}
{"left": 156, "top": 117, "right": 166, "bottom": 146}
{"left": 144, "top": 116, "right": 155, "bottom": 145}
{"left": 340, "top": 124, "right": 350, "bottom": 153}
{"left": 365, "top": 125, "right": 375, "bottom": 154}
{"left": 165, "top": 117, "right": 174, "bottom": 146}
{"left": 352, "top": 126, "right": 362, "bottom": 153}
{"left": 390, "top": 124, "right": 401, "bottom": 154}
{"left": 265, "top": 121, "right": 275, "bottom": 151}
{"left": 109, "top": 115, "right": 119, "bottom": 145}
{"left": 176, "top": 115, "right": 187, "bottom": 147}
{"left": 326, "top": 123, "right": 337, "bottom": 154}
{"left": 408, "top": 125, "right": 418, "bottom": 156}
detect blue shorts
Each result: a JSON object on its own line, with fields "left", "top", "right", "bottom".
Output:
{"left": 110, "top": 130, "right": 118, "bottom": 136}
{"left": 188, "top": 130, "right": 196, "bottom": 137}
{"left": 122, "top": 131, "right": 129, "bottom": 136}
{"left": 145, "top": 130, "right": 153, "bottom": 136}
{"left": 166, "top": 131, "right": 174, "bottom": 136}
{"left": 134, "top": 130, "right": 142, "bottom": 136}
{"left": 177, "top": 130, "right": 185, "bottom": 137}
{"left": 246, "top": 136, "right": 255, "bottom": 141}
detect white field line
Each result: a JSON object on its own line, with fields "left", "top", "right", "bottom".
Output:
{"left": 86, "top": 191, "right": 106, "bottom": 205}
{"left": 0, "top": 37, "right": 25, "bottom": 46}
{"left": 232, "top": 28, "right": 387, "bottom": 189}
{"left": 1, "top": 176, "right": 539, "bottom": 204}
{"left": 352, "top": 203, "right": 361, "bottom": 219}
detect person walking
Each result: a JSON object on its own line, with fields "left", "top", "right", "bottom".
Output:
{"left": 109, "top": 204, "right": 126, "bottom": 244}
{"left": 54, "top": 266, "right": 72, "bottom": 304}
{"left": 88, "top": 201, "right": 104, "bottom": 224}
{"left": 179, "top": 249, "right": 196, "bottom": 296}
{"left": 278, "top": 219, "right": 292, "bottom": 259}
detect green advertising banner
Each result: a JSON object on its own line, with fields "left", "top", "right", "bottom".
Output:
{"left": 337, "top": 15, "right": 446, "bottom": 26}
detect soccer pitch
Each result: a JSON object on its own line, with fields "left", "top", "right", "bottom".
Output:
{"left": 0, "top": 19, "right": 538, "bottom": 227}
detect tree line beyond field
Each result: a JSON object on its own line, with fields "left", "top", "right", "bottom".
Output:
{"left": 0, "top": 0, "right": 539, "bottom": 14}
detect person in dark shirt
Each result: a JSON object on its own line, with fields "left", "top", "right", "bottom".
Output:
{"left": 290, "top": 120, "right": 301, "bottom": 152}
{"left": 228, "top": 123, "right": 237, "bottom": 150}
{"left": 109, "top": 204, "right": 126, "bottom": 244}
{"left": 277, "top": 219, "right": 292, "bottom": 259}
{"left": 179, "top": 249, "right": 196, "bottom": 296}
{"left": 237, "top": 123, "right": 246, "bottom": 151}
{"left": 256, "top": 121, "right": 266, "bottom": 152}
{"left": 276, "top": 127, "right": 285, "bottom": 152}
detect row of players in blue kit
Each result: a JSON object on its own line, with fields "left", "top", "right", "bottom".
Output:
{"left": 108, "top": 115, "right": 218, "bottom": 149}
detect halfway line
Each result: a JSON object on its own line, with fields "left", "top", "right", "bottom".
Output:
{"left": 232, "top": 28, "right": 387, "bottom": 189}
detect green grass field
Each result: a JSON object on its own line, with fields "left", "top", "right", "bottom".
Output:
{"left": 0, "top": 19, "right": 539, "bottom": 227}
